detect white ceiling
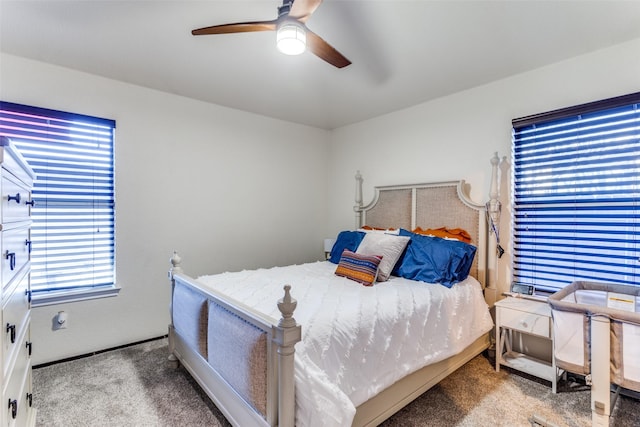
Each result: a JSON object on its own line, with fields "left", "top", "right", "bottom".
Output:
{"left": 2, "top": 1, "right": 640, "bottom": 129}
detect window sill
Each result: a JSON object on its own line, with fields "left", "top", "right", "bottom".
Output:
{"left": 31, "top": 285, "right": 121, "bottom": 307}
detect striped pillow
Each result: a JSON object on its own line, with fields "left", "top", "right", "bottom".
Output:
{"left": 335, "top": 250, "right": 382, "bottom": 286}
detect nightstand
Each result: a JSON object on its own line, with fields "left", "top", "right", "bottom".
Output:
{"left": 495, "top": 296, "right": 563, "bottom": 393}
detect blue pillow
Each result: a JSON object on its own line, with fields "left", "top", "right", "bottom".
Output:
{"left": 393, "top": 229, "right": 476, "bottom": 288}
{"left": 329, "top": 231, "right": 366, "bottom": 264}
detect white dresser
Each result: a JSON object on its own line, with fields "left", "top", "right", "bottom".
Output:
{"left": 0, "top": 137, "right": 36, "bottom": 426}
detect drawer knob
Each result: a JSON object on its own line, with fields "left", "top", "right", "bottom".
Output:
{"left": 7, "top": 399, "right": 17, "bottom": 419}
{"left": 25, "top": 199, "right": 35, "bottom": 206}
{"left": 6, "top": 323, "right": 15, "bottom": 344}
{"left": 520, "top": 320, "right": 529, "bottom": 328}
{"left": 7, "top": 193, "right": 21, "bottom": 204}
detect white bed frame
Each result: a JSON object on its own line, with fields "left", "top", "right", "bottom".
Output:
{"left": 167, "top": 174, "right": 491, "bottom": 427}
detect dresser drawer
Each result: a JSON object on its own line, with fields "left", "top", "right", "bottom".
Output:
{"left": 499, "top": 306, "right": 550, "bottom": 338}
{"left": 2, "top": 270, "right": 30, "bottom": 376}
{"left": 1, "top": 225, "right": 30, "bottom": 291}
{"left": 1, "top": 173, "right": 32, "bottom": 224}
{"left": 1, "top": 142, "right": 34, "bottom": 192}
{"left": 8, "top": 366, "right": 34, "bottom": 427}
{"left": 3, "top": 344, "right": 32, "bottom": 427}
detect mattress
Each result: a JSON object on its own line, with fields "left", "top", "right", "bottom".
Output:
{"left": 192, "top": 261, "right": 494, "bottom": 427}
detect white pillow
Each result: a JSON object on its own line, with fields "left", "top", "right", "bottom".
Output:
{"left": 356, "top": 233, "right": 410, "bottom": 281}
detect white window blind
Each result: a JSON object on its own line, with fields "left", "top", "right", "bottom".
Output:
{"left": 512, "top": 93, "right": 640, "bottom": 292}
{"left": 0, "top": 101, "right": 116, "bottom": 298}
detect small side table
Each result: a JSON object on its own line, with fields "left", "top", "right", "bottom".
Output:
{"left": 495, "top": 296, "right": 563, "bottom": 393}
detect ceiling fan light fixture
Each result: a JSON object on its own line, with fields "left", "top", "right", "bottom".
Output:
{"left": 276, "top": 21, "right": 306, "bottom": 55}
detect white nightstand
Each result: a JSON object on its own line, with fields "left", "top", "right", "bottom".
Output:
{"left": 495, "top": 295, "right": 563, "bottom": 393}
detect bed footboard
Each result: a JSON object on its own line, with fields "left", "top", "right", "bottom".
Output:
{"left": 168, "top": 252, "right": 301, "bottom": 427}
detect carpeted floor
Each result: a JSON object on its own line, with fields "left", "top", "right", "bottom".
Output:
{"left": 33, "top": 337, "right": 640, "bottom": 426}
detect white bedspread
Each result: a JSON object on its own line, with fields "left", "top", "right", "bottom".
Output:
{"left": 198, "top": 261, "right": 493, "bottom": 427}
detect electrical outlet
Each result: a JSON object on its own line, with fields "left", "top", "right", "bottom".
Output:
{"left": 53, "top": 311, "right": 68, "bottom": 330}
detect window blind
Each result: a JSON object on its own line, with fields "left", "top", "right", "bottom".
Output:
{"left": 512, "top": 93, "right": 640, "bottom": 292}
{"left": 0, "top": 101, "right": 115, "bottom": 296}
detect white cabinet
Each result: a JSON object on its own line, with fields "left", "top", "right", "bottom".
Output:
{"left": 0, "top": 137, "right": 36, "bottom": 426}
{"left": 495, "top": 296, "right": 563, "bottom": 393}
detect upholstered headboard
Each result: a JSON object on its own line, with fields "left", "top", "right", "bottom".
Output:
{"left": 353, "top": 173, "right": 488, "bottom": 287}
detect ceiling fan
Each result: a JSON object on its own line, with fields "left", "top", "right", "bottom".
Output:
{"left": 191, "top": 0, "right": 351, "bottom": 68}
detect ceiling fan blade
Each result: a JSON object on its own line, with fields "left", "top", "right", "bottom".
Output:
{"left": 306, "top": 30, "right": 351, "bottom": 68}
{"left": 192, "top": 20, "right": 277, "bottom": 36}
{"left": 289, "top": 0, "right": 323, "bottom": 23}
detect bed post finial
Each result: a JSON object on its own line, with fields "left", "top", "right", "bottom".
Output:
{"left": 169, "top": 250, "right": 183, "bottom": 280}
{"left": 489, "top": 152, "right": 500, "bottom": 201}
{"left": 354, "top": 170, "right": 363, "bottom": 228}
{"left": 274, "top": 285, "right": 302, "bottom": 427}
{"left": 277, "top": 285, "right": 297, "bottom": 328}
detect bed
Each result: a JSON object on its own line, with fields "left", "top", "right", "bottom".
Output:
{"left": 167, "top": 173, "right": 494, "bottom": 427}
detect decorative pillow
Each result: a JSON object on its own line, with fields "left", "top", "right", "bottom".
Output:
{"left": 355, "top": 233, "right": 410, "bottom": 281}
{"left": 394, "top": 229, "right": 476, "bottom": 288}
{"left": 412, "top": 227, "right": 472, "bottom": 244}
{"left": 329, "top": 231, "right": 366, "bottom": 264}
{"left": 335, "top": 250, "right": 382, "bottom": 286}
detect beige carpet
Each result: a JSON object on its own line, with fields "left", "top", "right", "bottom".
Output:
{"left": 33, "top": 337, "right": 639, "bottom": 426}
{"left": 381, "top": 355, "right": 638, "bottom": 427}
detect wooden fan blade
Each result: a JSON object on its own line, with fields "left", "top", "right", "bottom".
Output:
{"left": 289, "top": 0, "right": 323, "bottom": 23}
{"left": 306, "top": 30, "right": 351, "bottom": 68}
{"left": 192, "top": 20, "right": 277, "bottom": 36}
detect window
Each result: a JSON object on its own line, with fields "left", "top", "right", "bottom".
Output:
{"left": 0, "top": 101, "right": 117, "bottom": 305}
{"left": 512, "top": 92, "right": 640, "bottom": 293}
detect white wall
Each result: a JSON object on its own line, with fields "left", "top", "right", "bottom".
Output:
{"left": 327, "top": 38, "right": 640, "bottom": 295}
{"left": 1, "top": 54, "right": 330, "bottom": 365}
